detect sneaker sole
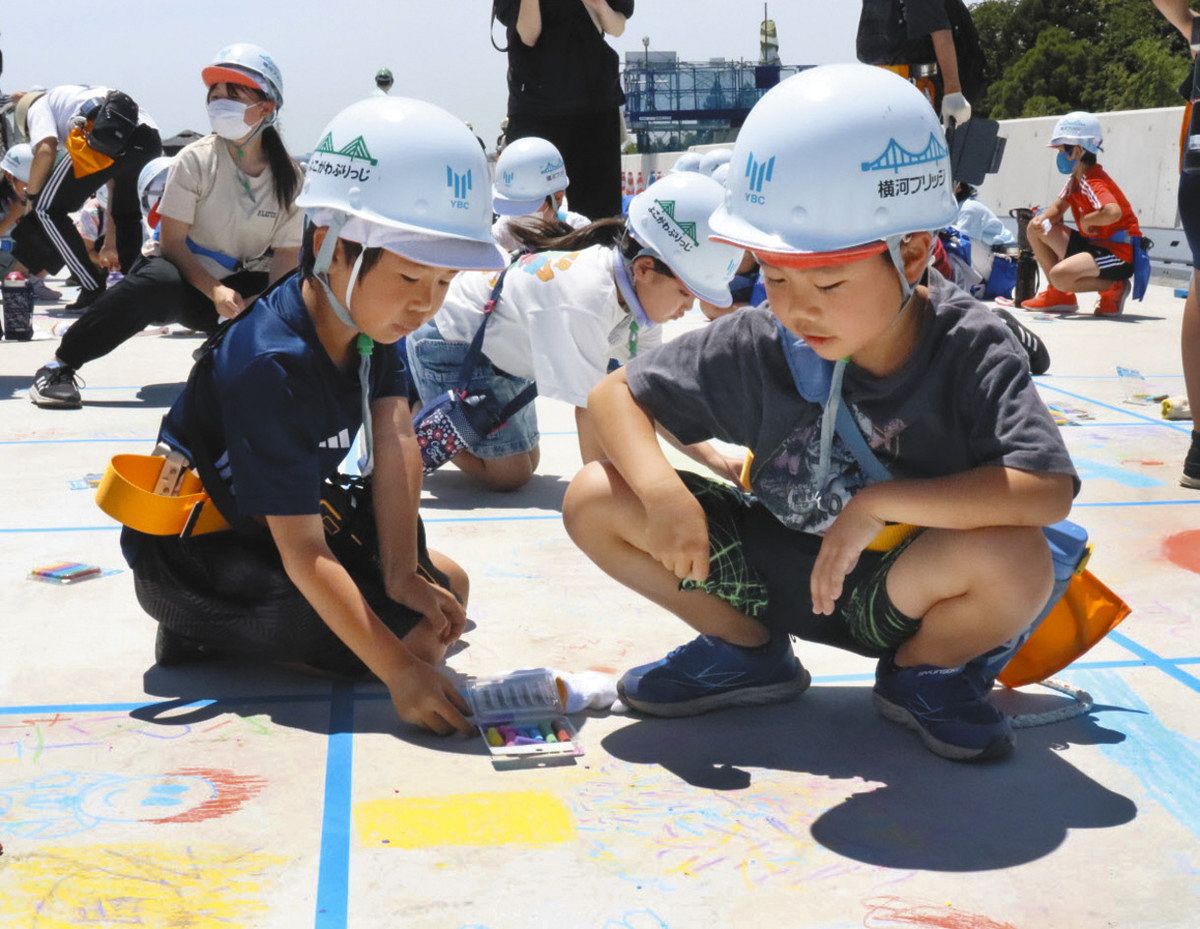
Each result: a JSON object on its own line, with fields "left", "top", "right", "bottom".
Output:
{"left": 618, "top": 665, "right": 812, "bottom": 718}
{"left": 872, "top": 691, "right": 1014, "bottom": 762}
{"left": 28, "top": 387, "right": 82, "bottom": 409}
{"left": 1181, "top": 473, "right": 1200, "bottom": 490}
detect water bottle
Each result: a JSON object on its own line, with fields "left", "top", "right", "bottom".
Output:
{"left": 2, "top": 271, "right": 35, "bottom": 341}
{"left": 1183, "top": 22, "right": 1200, "bottom": 175}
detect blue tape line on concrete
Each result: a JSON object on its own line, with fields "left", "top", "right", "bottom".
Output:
{"left": 1108, "top": 631, "right": 1200, "bottom": 695}
{"left": 314, "top": 681, "right": 355, "bottom": 929}
{"left": 1037, "top": 382, "right": 1191, "bottom": 434}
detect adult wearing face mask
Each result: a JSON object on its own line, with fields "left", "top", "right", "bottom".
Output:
{"left": 9, "top": 84, "right": 162, "bottom": 310}
{"left": 29, "top": 44, "right": 302, "bottom": 410}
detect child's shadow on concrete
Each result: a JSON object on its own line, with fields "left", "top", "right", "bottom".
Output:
{"left": 600, "top": 684, "right": 1136, "bottom": 873}
{"left": 420, "top": 470, "right": 567, "bottom": 512}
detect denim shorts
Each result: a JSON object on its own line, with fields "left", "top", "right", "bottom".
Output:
{"left": 405, "top": 320, "right": 539, "bottom": 460}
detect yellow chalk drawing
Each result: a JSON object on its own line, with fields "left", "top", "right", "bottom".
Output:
{"left": 0, "top": 843, "right": 285, "bottom": 929}
{"left": 355, "top": 790, "right": 575, "bottom": 849}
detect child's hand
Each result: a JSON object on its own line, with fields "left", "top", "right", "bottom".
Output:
{"left": 388, "top": 572, "right": 467, "bottom": 645}
{"left": 811, "top": 496, "right": 884, "bottom": 616}
{"left": 388, "top": 660, "right": 473, "bottom": 735}
{"left": 646, "top": 487, "right": 710, "bottom": 583}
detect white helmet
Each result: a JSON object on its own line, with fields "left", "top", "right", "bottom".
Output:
{"left": 670, "top": 151, "right": 703, "bottom": 174}
{"left": 0, "top": 143, "right": 34, "bottom": 183}
{"left": 626, "top": 172, "right": 745, "bottom": 307}
{"left": 1048, "top": 111, "right": 1103, "bottom": 154}
{"left": 137, "top": 155, "right": 175, "bottom": 210}
{"left": 698, "top": 148, "right": 733, "bottom": 177}
{"left": 709, "top": 63, "right": 958, "bottom": 267}
{"left": 710, "top": 162, "right": 730, "bottom": 186}
{"left": 492, "top": 136, "right": 569, "bottom": 216}
{"left": 296, "top": 95, "right": 505, "bottom": 272}
{"left": 202, "top": 43, "right": 284, "bottom": 107}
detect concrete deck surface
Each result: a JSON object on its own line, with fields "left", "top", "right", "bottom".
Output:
{"left": 0, "top": 278, "right": 1197, "bottom": 929}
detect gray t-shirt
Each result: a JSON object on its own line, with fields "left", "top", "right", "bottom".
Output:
{"left": 627, "top": 273, "right": 1079, "bottom": 535}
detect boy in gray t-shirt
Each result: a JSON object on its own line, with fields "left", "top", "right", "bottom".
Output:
{"left": 562, "top": 64, "right": 1078, "bottom": 762}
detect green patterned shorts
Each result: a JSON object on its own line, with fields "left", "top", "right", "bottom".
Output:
{"left": 676, "top": 471, "right": 922, "bottom": 655}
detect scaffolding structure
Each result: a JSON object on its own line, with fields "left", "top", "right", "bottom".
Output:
{"left": 622, "top": 54, "right": 808, "bottom": 153}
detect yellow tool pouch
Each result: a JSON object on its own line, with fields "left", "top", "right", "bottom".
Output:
{"left": 95, "top": 454, "right": 230, "bottom": 537}
{"left": 65, "top": 124, "right": 116, "bottom": 179}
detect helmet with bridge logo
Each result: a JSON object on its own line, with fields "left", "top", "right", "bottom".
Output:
{"left": 708, "top": 63, "right": 958, "bottom": 271}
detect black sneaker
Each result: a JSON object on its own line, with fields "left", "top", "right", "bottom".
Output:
{"left": 64, "top": 287, "right": 104, "bottom": 313}
{"left": 1183, "top": 431, "right": 1200, "bottom": 490}
{"left": 29, "top": 364, "right": 83, "bottom": 408}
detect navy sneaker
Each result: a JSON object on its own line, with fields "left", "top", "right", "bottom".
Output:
{"left": 873, "top": 655, "right": 1014, "bottom": 761}
{"left": 618, "top": 633, "right": 811, "bottom": 717}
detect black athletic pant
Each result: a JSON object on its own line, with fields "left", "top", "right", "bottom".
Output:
{"left": 55, "top": 255, "right": 267, "bottom": 370}
{"left": 506, "top": 108, "right": 623, "bottom": 220}
{"left": 124, "top": 483, "right": 450, "bottom": 678}
{"left": 13, "top": 123, "right": 162, "bottom": 291}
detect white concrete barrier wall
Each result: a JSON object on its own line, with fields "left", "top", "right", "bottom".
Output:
{"left": 622, "top": 106, "right": 1187, "bottom": 229}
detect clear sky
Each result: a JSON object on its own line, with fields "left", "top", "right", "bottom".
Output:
{"left": 1, "top": 1, "right": 861, "bottom": 154}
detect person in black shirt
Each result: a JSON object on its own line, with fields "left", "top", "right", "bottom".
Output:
{"left": 856, "top": 0, "right": 977, "bottom": 129}
{"left": 494, "top": 0, "right": 632, "bottom": 219}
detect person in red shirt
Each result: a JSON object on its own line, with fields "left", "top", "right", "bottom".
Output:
{"left": 1023, "top": 112, "right": 1142, "bottom": 316}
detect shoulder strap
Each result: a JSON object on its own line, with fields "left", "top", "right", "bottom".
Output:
{"left": 776, "top": 320, "right": 893, "bottom": 484}
{"left": 452, "top": 259, "right": 517, "bottom": 393}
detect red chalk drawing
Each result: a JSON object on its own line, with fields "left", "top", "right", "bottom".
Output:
{"left": 149, "top": 768, "right": 267, "bottom": 824}
{"left": 863, "top": 896, "right": 1018, "bottom": 929}
{"left": 1163, "top": 530, "right": 1200, "bottom": 576}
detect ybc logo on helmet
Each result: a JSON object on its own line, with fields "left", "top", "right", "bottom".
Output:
{"left": 447, "top": 166, "right": 473, "bottom": 209}
{"left": 744, "top": 152, "right": 776, "bottom": 205}
{"left": 540, "top": 158, "right": 565, "bottom": 183}
{"left": 647, "top": 199, "right": 698, "bottom": 251}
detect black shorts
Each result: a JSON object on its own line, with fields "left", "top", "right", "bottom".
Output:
{"left": 1065, "top": 229, "right": 1133, "bottom": 281}
{"left": 1179, "top": 170, "right": 1200, "bottom": 271}
{"left": 676, "top": 472, "right": 922, "bottom": 658}
{"left": 125, "top": 478, "right": 451, "bottom": 677}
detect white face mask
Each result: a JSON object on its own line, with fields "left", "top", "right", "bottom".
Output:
{"left": 207, "top": 99, "right": 259, "bottom": 141}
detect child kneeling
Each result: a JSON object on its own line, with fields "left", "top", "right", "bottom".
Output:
{"left": 563, "top": 64, "right": 1078, "bottom": 762}
{"left": 123, "top": 96, "right": 509, "bottom": 735}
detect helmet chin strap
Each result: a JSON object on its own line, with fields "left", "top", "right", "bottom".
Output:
{"left": 312, "top": 213, "right": 376, "bottom": 475}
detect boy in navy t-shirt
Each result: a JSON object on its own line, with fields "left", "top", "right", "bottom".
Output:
{"left": 123, "top": 97, "right": 508, "bottom": 735}
{"left": 564, "top": 66, "right": 1078, "bottom": 762}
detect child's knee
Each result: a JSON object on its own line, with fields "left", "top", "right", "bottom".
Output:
{"left": 970, "top": 526, "right": 1053, "bottom": 607}
{"left": 562, "top": 460, "right": 622, "bottom": 541}
{"left": 1046, "top": 266, "right": 1073, "bottom": 290}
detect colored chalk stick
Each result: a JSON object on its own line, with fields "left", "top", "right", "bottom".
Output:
{"left": 539, "top": 721, "right": 557, "bottom": 743}
{"left": 498, "top": 726, "right": 518, "bottom": 746}
{"left": 485, "top": 727, "right": 504, "bottom": 747}
{"left": 513, "top": 735, "right": 542, "bottom": 745}
{"left": 1175, "top": 288, "right": 1190, "bottom": 299}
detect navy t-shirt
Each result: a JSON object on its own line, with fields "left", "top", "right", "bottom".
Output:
{"left": 159, "top": 273, "right": 408, "bottom": 518}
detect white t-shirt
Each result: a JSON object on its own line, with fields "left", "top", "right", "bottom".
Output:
{"left": 433, "top": 244, "right": 662, "bottom": 408}
{"left": 25, "top": 85, "right": 158, "bottom": 145}
{"left": 491, "top": 210, "right": 590, "bottom": 253}
{"left": 158, "top": 134, "right": 303, "bottom": 280}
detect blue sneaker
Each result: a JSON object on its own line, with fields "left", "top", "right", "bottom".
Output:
{"left": 873, "top": 655, "right": 1014, "bottom": 761}
{"left": 618, "top": 633, "right": 811, "bottom": 717}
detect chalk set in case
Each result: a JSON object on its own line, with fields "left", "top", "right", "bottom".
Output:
{"left": 29, "top": 562, "right": 104, "bottom": 584}
{"left": 462, "top": 669, "right": 583, "bottom": 763}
